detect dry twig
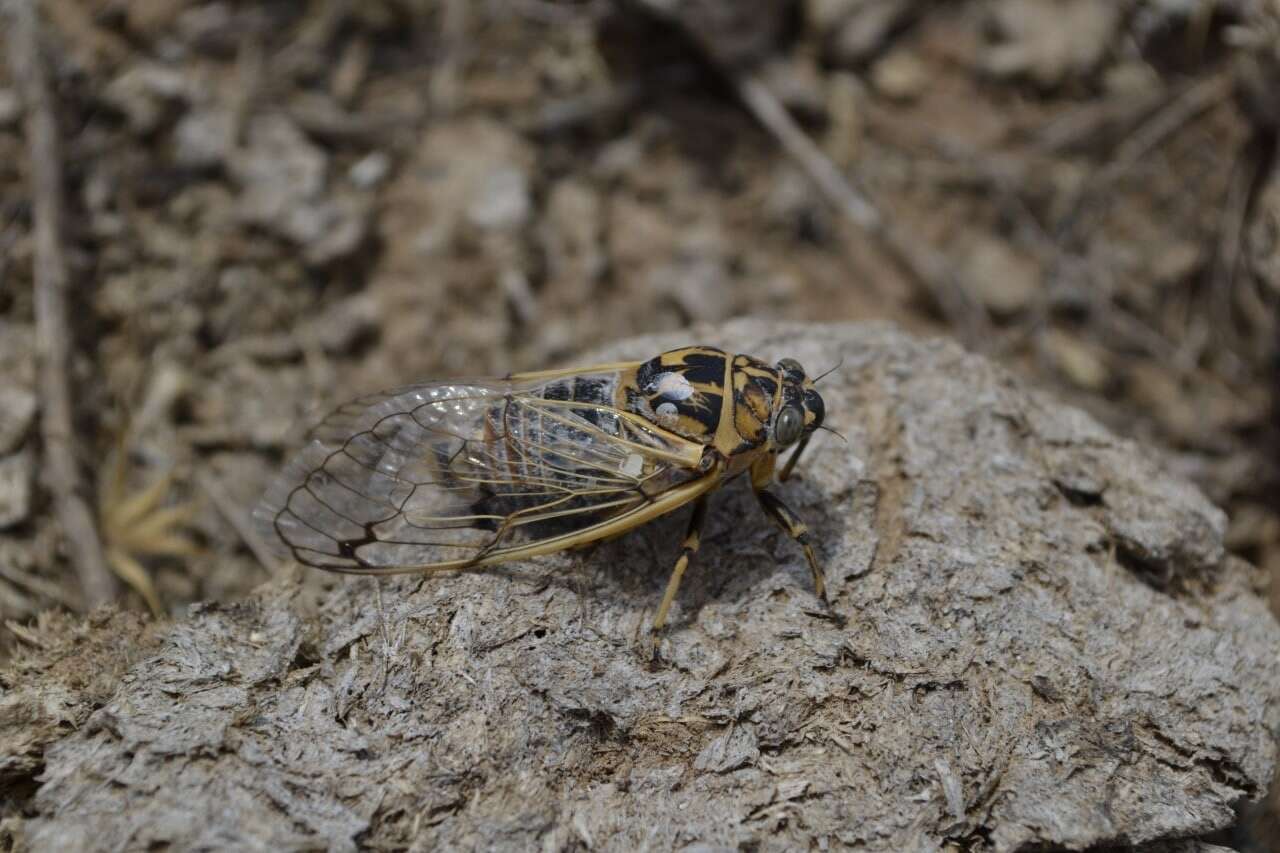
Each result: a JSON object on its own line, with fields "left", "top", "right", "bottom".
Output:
{"left": 1057, "top": 73, "right": 1234, "bottom": 235}
{"left": 734, "top": 72, "right": 992, "bottom": 346}
{"left": 1109, "top": 73, "right": 1233, "bottom": 173}
{"left": 197, "top": 469, "right": 281, "bottom": 575}
{"left": 5, "top": 0, "right": 117, "bottom": 607}
{"left": 617, "top": 0, "right": 991, "bottom": 345}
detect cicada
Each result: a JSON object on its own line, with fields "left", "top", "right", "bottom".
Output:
{"left": 254, "top": 346, "right": 829, "bottom": 630}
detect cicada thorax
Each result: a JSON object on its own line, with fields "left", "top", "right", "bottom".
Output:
{"left": 620, "top": 347, "right": 785, "bottom": 466}
{"left": 620, "top": 347, "right": 728, "bottom": 444}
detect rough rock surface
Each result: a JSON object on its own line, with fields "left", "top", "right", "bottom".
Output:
{"left": 9, "top": 320, "right": 1280, "bottom": 851}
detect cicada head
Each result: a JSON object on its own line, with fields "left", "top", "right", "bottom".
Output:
{"left": 771, "top": 357, "right": 825, "bottom": 450}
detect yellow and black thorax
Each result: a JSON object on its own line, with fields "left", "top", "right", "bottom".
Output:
{"left": 616, "top": 346, "right": 824, "bottom": 463}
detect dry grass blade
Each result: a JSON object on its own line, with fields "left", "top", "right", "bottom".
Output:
{"left": 0, "top": 557, "right": 76, "bottom": 609}
{"left": 102, "top": 550, "right": 163, "bottom": 617}
{"left": 5, "top": 0, "right": 118, "bottom": 607}
{"left": 98, "top": 447, "right": 200, "bottom": 617}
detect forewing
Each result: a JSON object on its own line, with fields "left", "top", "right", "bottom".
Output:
{"left": 253, "top": 375, "right": 706, "bottom": 573}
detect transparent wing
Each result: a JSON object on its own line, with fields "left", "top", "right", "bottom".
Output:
{"left": 253, "top": 374, "right": 711, "bottom": 574}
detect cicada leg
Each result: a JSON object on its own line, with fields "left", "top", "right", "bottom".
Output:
{"left": 777, "top": 434, "right": 811, "bottom": 482}
{"left": 651, "top": 496, "right": 710, "bottom": 632}
{"left": 755, "top": 488, "right": 827, "bottom": 604}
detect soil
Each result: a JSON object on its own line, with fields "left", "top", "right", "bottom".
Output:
{"left": 0, "top": 0, "right": 1277, "bottom": 847}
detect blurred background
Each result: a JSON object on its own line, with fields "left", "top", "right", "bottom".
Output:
{"left": 0, "top": 0, "right": 1278, "bottom": 844}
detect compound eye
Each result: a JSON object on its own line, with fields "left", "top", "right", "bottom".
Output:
{"left": 804, "top": 389, "right": 825, "bottom": 428}
{"left": 775, "top": 406, "right": 803, "bottom": 447}
{"left": 777, "top": 358, "right": 806, "bottom": 381}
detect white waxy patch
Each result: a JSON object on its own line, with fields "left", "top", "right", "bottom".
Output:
{"left": 621, "top": 453, "right": 644, "bottom": 478}
{"left": 652, "top": 371, "right": 695, "bottom": 401}
{"left": 654, "top": 400, "right": 680, "bottom": 428}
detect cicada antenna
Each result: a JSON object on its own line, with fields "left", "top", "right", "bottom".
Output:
{"left": 818, "top": 424, "right": 848, "bottom": 443}
{"left": 813, "top": 357, "right": 843, "bottom": 384}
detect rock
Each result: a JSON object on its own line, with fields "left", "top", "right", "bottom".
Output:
{"left": 310, "top": 293, "right": 380, "bottom": 355}
{"left": 806, "top": 0, "right": 861, "bottom": 33}
{"left": 0, "top": 451, "right": 32, "bottom": 528}
{"left": 1146, "top": 844, "right": 1241, "bottom": 853}
{"left": 0, "top": 322, "right": 36, "bottom": 392}
{"left": 171, "top": 106, "right": 235, "bottom": 169}
{"left": 0, "top": 385, "right": 36, "bottom": 454}
{"left": 764, "top": 166, "right": 828, "bottom": 233}
{"left": 541, "top": 178, "right": 606, "bottom": 304}
{"left": 231, "top": 113, "right": 324, "bottom": 220}
{"left": 465, "top": 167, "right": 531, "bottom": 231}
{"left": 297, "top": 190, "right": 372, "bottom": 267}
{"left": 369, "top": 119, "right": 533, "bottom": 375}
{"left": 1247, "top": 160, "right": 1280, "bottom": 297}
{"left": 604, "top": 188, "right": 735, "bottom": 325}
{"left": 983, "top": 0, "right": 1120, "bottom": 87}
{"left": 124, "top": 0, "right": 187, "bottom": 37}
{"left": 870, "top": 49, "right": 928, "bottom": 101}
{"left": 828, "top": 0, "right": 914, "bottom": 66}
{"left": 647, "top": 221, "right": 734, "bottom": 323}
{"left": 9, "top": 320, "right": 1279, "bottom": 851}
{"left": 1233, "top": 11, "right": 1280, "bottom": 133}
{"left": 635, "top": 0, "right": 794, "bottom": 66}
{"left": 1043, "top": 328, "right": 1110, "bottom": 391}
{"left": 1103, "top": 61, "right": 1161, "bottom": 97}
{"left": 1151, "top": 239, "right": 1203, "bottom": 287}
{"left": 958, "top": 234, "right": 1042, "bottom": 316}
{"left": 0, "top": 609, "right": 163, "bottom": 785}
{"left": 229, "top": 113, "right": 370, "bottom": 265}
{"left": 347, "top": 151, "right": 391, "bottom": 189}
{"left": 648, "top": 252, "right": 733, "bottom": 323}
{"left": 381, "top": 118, "right": 535, "bottom": 256}
{"left": 758, "top": 56, "right": 829, "bottom": 119}
{"left": 102, "top": 64, "right": 191, "bottom": 133}
{"left": 0, "top": 88, "right": 20, "bottom": 129}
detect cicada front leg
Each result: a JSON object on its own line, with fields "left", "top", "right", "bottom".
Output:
{"left": 751, "top": 455, "right": 827, "bottom": 604}
{"left": 755, "top": 489, "right": 827, "bottom": 603}
{"left": 777, "top": 434, "right": 811, "bottom": 482}
{"left": 651, "top": 495, "right": 710, "bottom": 632}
